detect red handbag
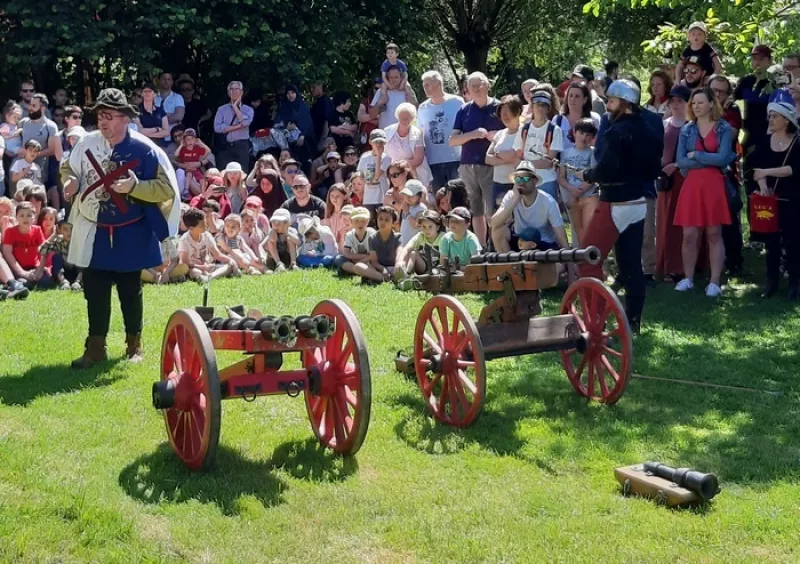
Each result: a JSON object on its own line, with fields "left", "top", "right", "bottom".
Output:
{"left": 749, "top": 193, "right": 779, "bottom": 234}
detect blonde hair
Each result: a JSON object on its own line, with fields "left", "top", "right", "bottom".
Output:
{"left": 224, "top": 213, "right": 242, "bottom": 226}
{"left": 687, "top": 87, "right": 723, "bottom": 122}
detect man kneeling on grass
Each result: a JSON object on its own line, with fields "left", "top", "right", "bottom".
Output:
{"left": 178, "top": 208, "right": 239, "bottom": 283}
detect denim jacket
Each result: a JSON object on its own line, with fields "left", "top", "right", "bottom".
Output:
{"left": 676, "top": 119, "right": 737, "bottom": 176}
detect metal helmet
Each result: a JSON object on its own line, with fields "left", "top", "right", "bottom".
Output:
{"left": 607, "top": 79, "right": 641, "bottom": 106}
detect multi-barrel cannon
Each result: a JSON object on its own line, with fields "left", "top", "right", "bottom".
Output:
{"left": 396, "top": 246, "right": 633, "bottom": 427}
{"left": 152, "top": 298, "right": 371, "bottom": 470}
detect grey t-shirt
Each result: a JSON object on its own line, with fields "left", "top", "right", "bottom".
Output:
{"left": 19, "top": 117, "right": 57, "bottom": 184}
{"left": 368, "top": 230, "right": 402, "bottom": 267}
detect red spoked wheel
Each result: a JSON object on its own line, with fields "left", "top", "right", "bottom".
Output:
{"left": 303, "top": 299, "right": 371, "bottom": 455}
{"left": 560, "top": 277, "right": 633, "bottom": 404}
{"left": 413, "top": 295, "right": 486, "bottom": 427}
{"left": 160, "top": 309, "right": 221, "bottom": 470}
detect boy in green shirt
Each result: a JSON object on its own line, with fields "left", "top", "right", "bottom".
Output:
{"left": 440, "top": 207, "right": 482, "bottom": 270}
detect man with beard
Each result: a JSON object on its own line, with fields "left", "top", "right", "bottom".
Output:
{"left": 575, "top": 80, "right": 663, "bottom": 333}
{"left": 18, "top": 93, "right": 61, "bottom": 207}
{"left": 681, "top": 57, "right": 708, "bottom": 89}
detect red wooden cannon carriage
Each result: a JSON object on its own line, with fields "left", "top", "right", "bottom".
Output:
{"left": 152, "top": 299, "right": 371, "bottom": 470}
{"left": 396, "top": 247, "right": 633, "bottom": 427}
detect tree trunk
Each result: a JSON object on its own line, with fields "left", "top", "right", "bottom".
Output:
{"left": 455, "top": 35, "right": 491, "bottom": 74}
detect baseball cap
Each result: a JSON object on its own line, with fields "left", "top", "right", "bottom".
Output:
{"left": 688, "top": 21, "right": 707, "bottom": 34}
{"left": 270, "top": 208, "right": 291, "bottom": 223}
{"left": 668, "top": 85, "right": 692, "bottom": 102}
{"left": 531, "top": 90, "right": 552, "bottom": 106}
{"left": 400, "top": 179, "right": 425, "bottom": 196}
{"left": 340, "top": 204, "right": 354, "bottom": 216}
{"left": 369, "top": 129, "right": 387, "bottom": 143}
{"left": 447, "top": 206, "right": 471, "bottom": 222}
{"left": 245, "top": 195, "right": 262, "bottom": 207}
{"left": 751, "top": 45, "right": 772, "bottom": 58}
{"left": 572, "top": 64, "right": 594, "bottom": 81}
{"left": 350, "top": 207, "right": 370, "bottom": 221}
{"left": 326, "top": 151, "right": 341, "bottom": 161}
{"left": 280, "top": 158, "right": 300, "bottom": 170}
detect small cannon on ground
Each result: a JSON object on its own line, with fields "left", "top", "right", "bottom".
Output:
{"left": 152, "top": 296, "right": 372, "bottom": 470}
{"left": 396, "top": 246, "right": 633, "bottom": 427}
{"left": 615, "top": 462, "right": 721, "bottom": 506}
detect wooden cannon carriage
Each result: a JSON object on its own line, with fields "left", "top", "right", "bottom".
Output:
{"left": 396, "top": 247, "right": 633, "bottom": 427}
{"left": 152, "top": 299, "right": 371, "bottom": 470}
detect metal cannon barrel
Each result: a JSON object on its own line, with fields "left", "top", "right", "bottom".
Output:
{"left": 469, "top": 246, "right": 601, "bottom": 266}
{"left": 294, "top": 315, "right": 335, "bottom": 340}
{"left": 643, "top": 462, "right": 720, "bottom": 501}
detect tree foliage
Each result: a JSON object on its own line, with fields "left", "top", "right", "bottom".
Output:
{"left": 584, "top": 0, "right": 800, "bottom": 76}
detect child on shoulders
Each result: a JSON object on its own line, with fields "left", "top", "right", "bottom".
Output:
{"left": 381, "top": 43, "right": 409, "bottom": 92}
{"left": 675, "top": 21, "right": 722, "bottom": 83}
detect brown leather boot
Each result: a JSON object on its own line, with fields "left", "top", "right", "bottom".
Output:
{"left": 125, "top": 333, "right": 144, "bottom": 363}
{"left": 71, "top": 336, "right": 108, "bottom": 370}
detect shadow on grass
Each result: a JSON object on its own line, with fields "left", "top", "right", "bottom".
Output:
{"left": 0, "top": 360, "right": 124, "bottom": 407}
{"left": 119, "top": 444, "right": 287, "bottom": 515}
{"left": 119, "top": 439, "right": 358, "bottom": 515}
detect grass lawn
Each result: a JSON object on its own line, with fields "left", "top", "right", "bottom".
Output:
{"left": 1, "top": 261, "right": 799, "bottom": 563}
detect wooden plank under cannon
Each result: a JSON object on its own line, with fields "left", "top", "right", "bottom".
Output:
{"left": 479, "top": 314, "right": 579, "bottom": 359}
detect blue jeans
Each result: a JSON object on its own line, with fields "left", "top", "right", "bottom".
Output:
{"left": 297, "top": 254, "right": 334, "bottom": 268}
{"left": 430, "top": 161, "right": 460, "bottom": 191}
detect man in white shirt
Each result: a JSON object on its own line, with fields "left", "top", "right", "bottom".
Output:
{"left": 155, "top": 72, "right": 185, "bottom": 143}
{"left": 417, "top": 70, "right": 464, "bottom": 191}
{"left": 370, "top": 66, "right": 417, "bottom": 130}
{"left": 490, "top": 161, "right": 569, "bottom": 252}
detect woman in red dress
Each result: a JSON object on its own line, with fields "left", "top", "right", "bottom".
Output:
{"left": 673, "top": 87, "right": 737, "bottom": 297}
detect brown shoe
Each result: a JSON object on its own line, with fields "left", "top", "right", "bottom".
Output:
{"left": 125, "top": 333, "right": 144, "bottom": 363}
{"left": 71, "top": 336, "right": 108, "bottom": 370}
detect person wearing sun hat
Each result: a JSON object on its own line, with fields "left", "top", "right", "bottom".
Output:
{"left": 59, "top": 87, "right": 181, "bottom": 368}
{"left": 490, "top": 161, "right": 568, "bottom": 254}
{"left": 221, "top": 160, "right": 247, "bottom": 214}
{"left": 748, "top": 100, "right": 800, "bottom": 299}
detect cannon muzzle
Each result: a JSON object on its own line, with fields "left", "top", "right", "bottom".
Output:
{"left": 295, "top": 315, "right": 334, "bottom": 340}
{"left": 152, "top": 379, "right": 176, "bottom": 410}
{"left": 259, "top": 315, "right": 297, "bottom": 345}
{"left": 470, "top": 246, "right": 602, "bottom": 266}
{"left": 643, "top": 462, "right": 720, "bottom": 501}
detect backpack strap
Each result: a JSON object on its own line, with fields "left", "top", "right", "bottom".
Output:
{"left": 544, "top": 122, "right": 555, "bottom": 152}
{"left": 520, "top": 121, "right": 531, "bottom": 150}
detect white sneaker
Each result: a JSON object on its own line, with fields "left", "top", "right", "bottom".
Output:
{"left": 674, "top": 278, "right": 694, "bottom": 292}
{"left": 705, "top": 283, "right": 722, "bottom": 297}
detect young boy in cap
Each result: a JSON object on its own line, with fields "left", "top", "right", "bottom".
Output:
{"left": 675, "top": 21, "right": 722, "bottom": 83}
{"left": 262, "top": 208, "right": 300, "bottom": 272}
{"left": 333, "top": 206, "right": 375, "bottom": 277}
{"left": 490, "top": 161, "right": 569, "bottom": 253}
{"left": 399, "top": 178, "right": 428, "bottom": 244}
{"left": 440, "top": 206, "right": 482, "bottom": 270}
{"left": 61, "top": 87, "right": 181, "bottom": 367}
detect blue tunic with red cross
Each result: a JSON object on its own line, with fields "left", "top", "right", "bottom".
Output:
{"left": 85, "top": 132, "right": 170, "bottom": 272}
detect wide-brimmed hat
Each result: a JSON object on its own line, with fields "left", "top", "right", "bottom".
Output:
{"left": 509, "top": 161, "right": 543, "bottom": 184}
{"left": 176, "top": 73, "right": 195, "bottom": 87}
{"left": 298, "top": 215, "right": 321, "bottom": 237}
{"left": 768, "top": 101, "right": 798, "bottom": 127}
{"left": 223, "top": 162, "right": 243, "bottom": 176}
{"left": 89, "top": 88, "right": 139, "bottom": 118}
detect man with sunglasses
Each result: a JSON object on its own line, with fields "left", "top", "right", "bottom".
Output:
{"left": 60, "top": 88, "right": 181, "bottom": 369}
{"left": 490, "top": 162, "right": 569, "bottom": 254}
{"left": 279, "top": 174, "right": 325, "bottom": 223}
{"left": 681, "top": 57, "right": 707, "bottom": 90}
{"left": 18, "top": 81, "right": 50, "bottom": 119}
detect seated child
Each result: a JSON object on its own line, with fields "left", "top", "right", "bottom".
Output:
{"left": 354, "top": 205, "right": 401, "bottom": 283}
{"left": 333, "top": 206, "right": 375, "bottom": 276}
{"left": 240, "top": 209, "right": 265, "bottom": 263}
{"left": 297, "top": 215, "right": 337, "bottom": 268}
{"left": 381, "top": 42, "right": 409, "bottom": 91}
{"left": 330, "top": 203, "right": 353, "bottom": 249}
{"left": 286, "top": 121, "right": 304, "bottom": 146}
{"left": 215, "top": 213, "right": 264, "bottom": 275}
{"left": 37, "top": 206, "right": 58, "bottom": 240}
{"left": 243, "top": 195, "right": 271, "bottom": 233}
{"left": 261, "top": 208, "right": 300, "bottom": 273}
{"left": 202, "top": 199, "right": 224, "bottom": 235}
{"left": 322, "top": 184, "right": 350, "bottom": 241}
{"left": 395, "top": 209, "right": 444, "bottom": 286}
{"left": 36, "top": 219, "right": 82, "bottom": 291}
{"left": 178, "top": 208, "right": 239, "bottom": 283}
{"left": 2, "top": 201, "right": 47, "bottom": 288}
{"left": 399, "top": 179, "right": 428, "bottom": 245}
{"left": 142, "top": 236, "right": 190, "bottom": 284}
{"left": 10, "top": 140, "right": 43, "bottom": 195}
{"left": 24, "top": 189, "right": 47, "bottom": 216}
{"left": 175, "top": 128, "right": 211, "bottom": 198}
{"left": 0, "top": 197, "right": 16, "bottom": 235}
{"left": 347, "top": 172, "right": 366, "bottom": 207}
{"left": 440, "top": 207, "right": 482, "bottom": 271}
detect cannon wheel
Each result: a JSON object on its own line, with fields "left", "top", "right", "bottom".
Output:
{"left": 160, "top": 309, "right": 221, "bottom": 470}
{"left": 303, "top": 299, "right": 371, "bottom": 455}
{"left": 414, "top": 295, "right": 486, "bottom": 427}
{"left": 560, "top": 278, "right": 633, "bottom": 404}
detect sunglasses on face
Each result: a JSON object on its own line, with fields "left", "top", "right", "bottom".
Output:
{"left": 292, "top": 184, "right": 309, "bottom": 190}
{"left": 344, "top": 152, "right": 357, "bottom": 157}
{"left": 389, "top": 171, "right": 403, "bottom": 179}
{"left": 513, "top": 176, "right": 533, "bottom": 184}
{"left": 286, "top": 168, "right": 300, "bottom": 175}
{"left": 68, "top": 114, "right": 82, "bottom": 120}
{"left": 686, "top": 68, "right": 701, "bottom": 75}
{"left": 21, "top": 89, "right": 34, "bottom": 93}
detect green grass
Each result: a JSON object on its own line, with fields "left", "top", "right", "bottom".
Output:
{"left": 1, "top": 262, "right": 800, "bottom": 563}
